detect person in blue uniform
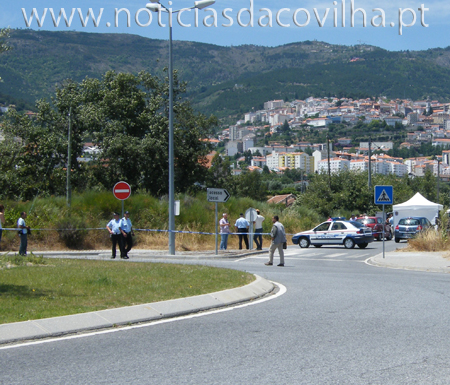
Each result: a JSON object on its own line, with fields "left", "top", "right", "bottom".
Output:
{"left": 235, "top": 213, "right": 250, "bottom": 250}
{"left": 107, "top": 212, "right": 126, "bottom": 259}
{"left": 120, "top": 211, "right": 134, "bottom": 259}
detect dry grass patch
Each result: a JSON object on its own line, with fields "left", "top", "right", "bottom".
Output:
{"left": 403, "top": 228, "right": 450, "bottom": 252}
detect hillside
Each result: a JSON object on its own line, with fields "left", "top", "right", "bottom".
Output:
{"left": 1, "top": 29, "right": 450, "bottom": 117}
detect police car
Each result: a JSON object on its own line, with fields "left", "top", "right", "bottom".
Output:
{"left": 292, "top": 220, "right": 374, "bottom": 249}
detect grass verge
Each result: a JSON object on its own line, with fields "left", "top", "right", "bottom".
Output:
{"left": 0, "top": 255, "right": 254, "bottom": 325}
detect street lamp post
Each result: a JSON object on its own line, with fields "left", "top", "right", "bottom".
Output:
{"left": 146, "top": 0, "right": 215, "bottom": 255}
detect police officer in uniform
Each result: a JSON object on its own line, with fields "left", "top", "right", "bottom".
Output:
{"left": 120, "top": 211, "right": 134, "bottom": 259}
{"left": 235, "top": 213, "right": 250, "bottom": 250}
{"left": 107, "top": 212, "right": 126, "bottom": 259}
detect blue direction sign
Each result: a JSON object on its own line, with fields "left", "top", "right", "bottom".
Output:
{"left": 374, "top": 185, "right": 393, "bottom": 205}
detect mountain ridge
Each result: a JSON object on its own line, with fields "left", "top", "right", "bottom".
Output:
{"left": 1, "top": 29, "right": 450, "bottom": 117}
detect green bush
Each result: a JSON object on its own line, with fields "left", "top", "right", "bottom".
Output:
{"left": 56, "top": 218, "right": 87, "bottom": 249}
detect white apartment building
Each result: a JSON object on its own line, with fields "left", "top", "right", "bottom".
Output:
{"left": 244, "top": 112, "right": 257, "bottom": 123}
{"left": 306, "top": 118, "right": 332, "bottom": 127}
{"left": 317, "top": 158, "right": 350, "bottom": 174}
{"left": 251, "top": 156, "right": 266, "bottom": 168}
{"left": 350, "top": 159, "right": 369, "bottom": 172}
{"left": 292, "top": 152, "right": 315, "bottom": 173}
{"left": 264, "top": 100, "right": 284, "bottom": 110}
{"left": 229, "top": 125, "right": 238, "bottom": 141}
{"left": 372, "top": 160, "right": 389, "bottom": 175}
{"left": 226, "top": 141, "right": 243, "bottom": 157}
{"left": 349, "top": 158, "right": 407, "bottom": 176}
{"left": 387, "top": 161, "right": 408, "bottom": 176}
{"left": 270, "top": 113, "right": 294, "bottom": 126}
{"left": 442, "top": 150, "right": 450, "bottom": 165}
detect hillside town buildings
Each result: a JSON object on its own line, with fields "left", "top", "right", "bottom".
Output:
{"left": 217, "top": 96, "right": 450, "bottom": 179}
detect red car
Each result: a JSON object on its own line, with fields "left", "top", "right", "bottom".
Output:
{"left": 355, "top": 217, "right": 392, "bottom": 241}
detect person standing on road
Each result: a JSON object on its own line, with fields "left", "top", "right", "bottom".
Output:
{"left": 17, "top": 211, "right": 30, "bottom": 256}
{"left": 265, "top": 215, "right": 287, "bottom": 267}
{"left": 0, "top": 204, "right": 5, "bottom": 244}
{"left": 120, "top": 211, "right": 134, "bottom": 259}
{"left": 253, "top": 209, "right": 265, "bottom": 250}
{"left": 235, "top": 213, "right": 250, "bottom": 250}
{"left": 107, "top": 212, "right": 126, "bottom": 259}
{"left": 219, "top": 213, "right": 231, "bottom": 250}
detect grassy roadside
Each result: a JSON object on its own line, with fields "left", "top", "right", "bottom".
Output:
{"left": 0, "top": 254, "right": 254, "bottom": 325}
{"left": 0, "top": 191, "right": 323, "bottom": 253}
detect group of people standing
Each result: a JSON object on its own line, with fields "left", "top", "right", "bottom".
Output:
{"left": 1, "top": 204, "right": 287, "bottom": 266}
{"left": 219, "top": 209, "right": 265, "bottom": 251}
{"left": 219, "top": 210, "right": 286, "bottom": 267}
{"left": 106, "top": 211, "right": 134, "bottom": 259}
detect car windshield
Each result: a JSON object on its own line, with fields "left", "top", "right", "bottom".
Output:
{"left": 398, "top": 218, "right": 420, "bottom": 226}
{"left": 349, "top": 221, "right": 364, "bottom": 228}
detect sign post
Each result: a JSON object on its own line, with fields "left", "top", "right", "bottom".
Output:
{"left": 113, "top": 181, "right": 131, "bottom": 217}
{"left": 374, "top": 185, "right": 393, "bottom": 259}
{"left": 207, "top": 188, "right": 231, "bottom": 255}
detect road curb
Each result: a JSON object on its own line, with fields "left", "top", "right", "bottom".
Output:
{"left": 0, "top": 274, "right": 275, "bottom": 346}
{"left": 366, "top": 253, "right": 450, "bottom": 274}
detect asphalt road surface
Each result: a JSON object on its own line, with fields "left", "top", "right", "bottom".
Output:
{"left": 3, "top": 240, "right": 450, "bottom": 384}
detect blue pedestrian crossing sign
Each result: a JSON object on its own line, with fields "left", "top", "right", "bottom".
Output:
{"left": 374, "top": 185, "right": 393, "bottom": 205}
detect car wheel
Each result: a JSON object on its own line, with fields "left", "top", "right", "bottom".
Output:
{"left": 358, "top": 243, "right": 368, "bottom": 249}
{"left": 344, "top": 238, "right": 355, "bottom": 249}
{"left": 313, "top": 244, "right": 322, "bottom": 248}
{"left": 395, "top": 237, "right": 400, "bottom": 243}
{"left": 299, "top": 237, "right": 310, "bottom": 248}
{"left": 386, "top": 233, "right": 392, "bottom": 241}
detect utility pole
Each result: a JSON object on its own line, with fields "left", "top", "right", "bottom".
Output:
{"left": 326, "top": 134, "right": 331, "bottom": 189}
{"left": 66, "top": 107, "right": 72, "bottom": 208}
{"left": 368, "top": 136, "right": 372, "bottom": 188}
{"left": 437, "top": 159, "right": 440, "bottom": 202}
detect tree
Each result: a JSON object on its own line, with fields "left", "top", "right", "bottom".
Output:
{"left": 0, "top": 70, "right": 218, "bottom": 199}
{"left": 0, "top": 28, "right": 10, "bottom": 54}
{"left": 281, "top": 120, "right": 290, "bottom": 133}
{"left": 0, "top": 28, "right": 11, "bottom": 82}
{"left": 244, "top": 150, "right": 253, "bottom": 164}
{"left": 233, "top": 171, "right": 268, "bottom": 201}
{"left": 205, "top": 153, "right": 232, "bottom": 188}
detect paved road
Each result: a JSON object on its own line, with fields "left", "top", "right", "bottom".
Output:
{"left": 3, "top": 240, "right": 450, "bottom": 384}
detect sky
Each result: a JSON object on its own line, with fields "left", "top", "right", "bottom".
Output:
{"left": 1, "top": 0, "right": 449, "bottom": 51}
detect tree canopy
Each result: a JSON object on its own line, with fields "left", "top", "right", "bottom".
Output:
{"left": 0, "top": 70, "right": 218, "bottom": 200}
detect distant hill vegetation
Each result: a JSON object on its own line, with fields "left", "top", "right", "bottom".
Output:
{"left": 2, "top": 29, "right": 450, "bottom": 117}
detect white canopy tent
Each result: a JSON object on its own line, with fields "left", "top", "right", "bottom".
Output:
{"left": 392, "top": 192, "right": 443, "bottom": 228}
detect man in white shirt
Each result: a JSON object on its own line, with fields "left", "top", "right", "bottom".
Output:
{"left": 253, "top": 209, "right": 265, "bottom": 250}
{"left": 219, "top": 213, "right": 230, "bottom": 250}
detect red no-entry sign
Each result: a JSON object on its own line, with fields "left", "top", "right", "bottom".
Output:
{"left": 113, "top": 181, "right": 131, "bottom": 200}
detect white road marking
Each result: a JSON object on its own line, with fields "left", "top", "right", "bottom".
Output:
{"left": 0, "top": 282, "right": 287, "bottom": 351}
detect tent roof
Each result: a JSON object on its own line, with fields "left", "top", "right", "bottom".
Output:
{"left": 393, "top": 192, "right": 443, "bottom": 210}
